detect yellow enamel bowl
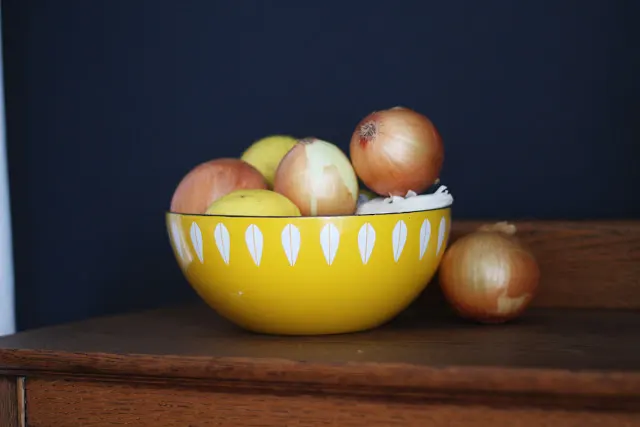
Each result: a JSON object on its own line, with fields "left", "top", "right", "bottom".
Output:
{"left": 166, "top": 206, "right": 451, "bottom": 335}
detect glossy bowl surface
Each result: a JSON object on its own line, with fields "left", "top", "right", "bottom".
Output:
{"left": 167, "top": 206, "right": 451, "bottom": 335}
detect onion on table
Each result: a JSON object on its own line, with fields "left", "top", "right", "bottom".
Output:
{"left": 350, "top": 106, "right": 444, "bottom": 196}
{"left": 170, "top": 158, "right": 268, "bottom": 214}
{"left": 438, "top": 222, "right": 540, "bottom": 324}
{"left": 274, "top": 137, "right": 359, "bottom": 216}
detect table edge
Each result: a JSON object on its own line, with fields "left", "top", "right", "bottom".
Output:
{"left": 2, "top": 348, "right": 640, "bottom": 401}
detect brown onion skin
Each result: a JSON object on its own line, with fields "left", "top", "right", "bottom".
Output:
{"left": 438, "top": 226, "right": 540, "bottom": 324}
{"left": 170, "top": 158, "right": 268, "bottom": 214}
{"left": 274, "top": 139, "right": 358, "bottom": 216}
{"left": 349, "top": 107, "right": 444, "bottom": 196}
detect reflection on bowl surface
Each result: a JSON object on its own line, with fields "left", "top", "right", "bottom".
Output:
{"left": 166, "top": 207, "right": 451, "bottom": 335}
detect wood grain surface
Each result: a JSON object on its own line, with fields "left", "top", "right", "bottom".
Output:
{"left": 2, "top": 306, "right": 640, "bottom": 406}
{"left": 24, "top": 377, "right": 640, "bottom": 427}
{"left": 0, "top": 376, "right": 20, "bottom": 427}
{"left": 419, "top": 219, "right": 640, "bottom": 310}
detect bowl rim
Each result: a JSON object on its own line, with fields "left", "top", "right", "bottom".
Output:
{"left": 165, "top": 202, "right": 452, "bottom": 219}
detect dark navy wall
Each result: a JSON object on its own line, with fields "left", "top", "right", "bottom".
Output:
{"left": 3, "top": 1, "right": 639, "bottom": 330}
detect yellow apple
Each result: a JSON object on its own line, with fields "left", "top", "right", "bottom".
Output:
{"left": 241, "top": 135, "right": 298, "bottom": 188}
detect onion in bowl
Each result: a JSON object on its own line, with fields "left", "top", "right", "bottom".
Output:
{"left": 170, "top": 158, "right": 268, "bottom": 214}
{"left": 274, "top": 137, "right": 359, "bottom": 216}
{"left": 350, "top": 106, "right": 444, "bottom": 196}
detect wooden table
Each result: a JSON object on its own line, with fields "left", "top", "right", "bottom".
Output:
{"left": 2, "top": 220, "right": 640, "bottom": 426}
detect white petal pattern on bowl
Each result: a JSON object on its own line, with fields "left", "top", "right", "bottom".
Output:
{"left": 392, "top": 220, "right": 408, "bottom": 263}
{"left": 437, "top": 216, "right": 447, "bottom": 256}
{"left": 214, "top": 223, "right": 231, "bottom": 265}
{"left": 245, "top": 224, "right": 263, "bottom": 266}
{"left": 179, "top": 212, "right": 449, "bottom": 268}
{"left": 171, "top": 219, "right": 193, "bottom": 267}
{"left": 357, "top": 223, "right": 376, "bottom": 265}
{"left": 320, "top": 223, "right": 340, "bottom": 266}
{"left": 419, "top": 219, "right": 431, "bottom": 260}
{"left": 190, "top": 222, "right": 204, "bottom": 263}
{"left": 171, "top": 220, "right": 185, "bottom": 260}
{"left": 281, "top": 224, "right": 301, "bottom": 266}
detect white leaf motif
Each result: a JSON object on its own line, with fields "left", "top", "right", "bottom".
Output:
{"left": 171, "top": 220, "right": 185, "bottom": 260}
{"left": 419, "top": 219, "right": 431, "bottom": 260}
{"left": 214, "top": 223, "right": 231, "bottom": 265}
{"left": 170, "top": 219, "right": 193, "bottom": 266}
{"left": 392, "top": 220, "right": 408, "bottom": 263}
{"left": 357, "top": 223, "right": 376, "bottom": 264}
{"left": 437, "top": 216, "right": 447, "bottom": 256}
{"left": 190, "top": 222, "right": 204, "bottom": 263}
{"left": 244, "top": 224, "right": 263, "bottom": 266}
{"left": 281, "top": 224, "right": 301, "bottom": 266}
{"left": 320, "top": 223, "right": 340, "bottom": 265}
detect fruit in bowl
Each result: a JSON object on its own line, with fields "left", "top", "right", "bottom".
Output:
{"left": 170, "top": 158, "right": 268, "bottom": 214}
{"left": 167, "top": 106, "right": 452, "bottom": 335}
{"left": 240, "top": 135, "right": 298, "bottom": 188}
{"left": 274, "top": 137, "right": 359, "bottom": 216}
{"left": 205, "top": 189, "right": 302, "bottom": 217}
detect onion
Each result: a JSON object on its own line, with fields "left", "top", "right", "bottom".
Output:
{"left": 170, "top": 158, "right": 268, "bottom": 214}
{"left": 274, "top": 137, "right": 359, "bottom": 216}
{"left": 438, "top": 222, "right": 540, "bottom": 324}
{"left": 349, "top": 107, "right": 444, "bottom": 196}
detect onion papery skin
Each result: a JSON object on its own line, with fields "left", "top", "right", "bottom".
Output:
{"left": 274, "top": 138, "right": 359, "bottom": 216}
{"left": 170, "top": 158, "right": 268, "bottom": 214}
{"left": 438, "top": 225, "right": 540, "bottom": 324}
{"left": 349, "top": 107, "right": 444, "bottom": 196}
